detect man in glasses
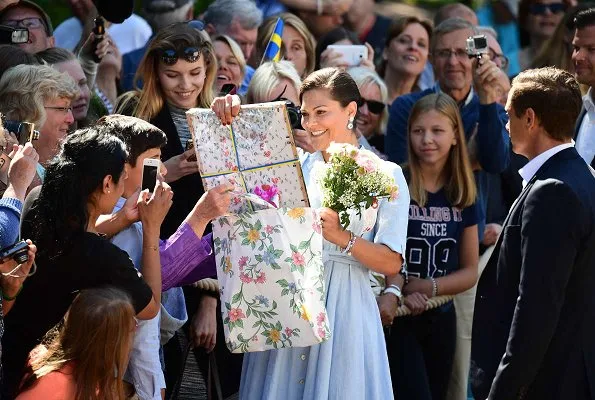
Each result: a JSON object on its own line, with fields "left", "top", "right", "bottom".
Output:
{"left": 572, "top": 8, "right": 595, "bottom": 169}
{"left": 0, "top": 0, "right": 54, "bottom": 54}
{"left": 386, "top": 15, "right": 510, "bottom": 267}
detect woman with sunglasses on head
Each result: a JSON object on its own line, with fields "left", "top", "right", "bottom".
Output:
{"left": 241, "top": 67, "right": 409, "bottom": 400}
{"left": 347, "top": 66, "right": 389, "bottom": 156}
{"left": 518, "top": 0, "right": 574, "bottom": 71}
{"left": 17, "top": 287, "right": 138, "bottom": 400}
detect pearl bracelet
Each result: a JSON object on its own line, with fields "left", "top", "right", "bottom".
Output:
{"left": 341, "top": 231, "right": 357, "bottom": 256}
{"left": 429, "top": 277, "right": 438, "bottom": 298}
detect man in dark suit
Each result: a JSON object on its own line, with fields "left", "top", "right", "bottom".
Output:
{"left": 573, "top": 8, "right": 595, "bottom": 169}
{"left": 470, "top": 67, "right": 595, "bottom": 400}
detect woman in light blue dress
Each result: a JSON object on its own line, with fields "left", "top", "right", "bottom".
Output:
{"left": 240, "top": 68, "right": 410, "bottom": 399}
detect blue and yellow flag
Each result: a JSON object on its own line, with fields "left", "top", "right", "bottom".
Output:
{"left": 261, "top": 18, "right": 284, "bottom": 64}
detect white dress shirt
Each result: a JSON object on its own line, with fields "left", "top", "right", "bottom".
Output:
{"left": 576, "top": 88, "right": 595, "bottom": 165}
{"left": 518, "top": 142, "right": 574, "bottom": 187}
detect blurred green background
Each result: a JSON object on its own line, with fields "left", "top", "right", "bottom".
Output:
{"left": 29, "top": 0, "right": 214, "bottom": 27}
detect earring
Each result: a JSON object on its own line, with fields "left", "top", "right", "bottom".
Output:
{"left": 347, "top": 116, "right": 354, "bottom": 130}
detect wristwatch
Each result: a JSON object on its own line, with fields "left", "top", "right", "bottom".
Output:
{"left": 382, "top": 284, "right": 404, "bottom": 306}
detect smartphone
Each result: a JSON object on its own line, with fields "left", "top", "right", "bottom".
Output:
{"left": 141, "top": 158, "right": 159, "bottom": 192}
{"left": 220, "top": 83, "right": 237, "bottom": 96}
{"left": 327, "top": 45, "right": 368, "bottom": 67}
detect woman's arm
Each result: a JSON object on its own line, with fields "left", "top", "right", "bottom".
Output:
{"left": 403, "top": 225, "right": 479, "bottom": 297}
{"left": 319, "top": 207, "right": 403, "bottom": 275}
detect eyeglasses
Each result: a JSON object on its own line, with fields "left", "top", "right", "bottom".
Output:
{"left": 488, "top": 49, "right": 510, "bottom": 71}
{"left": 187, "top": 20, "right": 205, "bottom": 31}
{"left": 45, "top": 106, "right": 72, "bottom": 114}
{"left": 160, "top": 47, "right": 201, "bottom": 65}
{"left": 360, "top": 99, "right": 385, "bottom": 115}
{"left": 529, "top": 3, "right": 565, "bottom": 15}
{"left": 434, "top": 48, "right": 469, "bottom": 61}
{"left": 3, "top": 17, "right": 46, "bottom": 30}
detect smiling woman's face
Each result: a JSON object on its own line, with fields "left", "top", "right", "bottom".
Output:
{"left": 214, "top": 39, "right": 242, "bottom": 93}
{"left": 157, "top": 56, "right": 206, "bottom": 109}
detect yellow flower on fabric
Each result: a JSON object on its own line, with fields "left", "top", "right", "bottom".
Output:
{"left": 287, "top": 208, "right": 305, "bottom": 219}
{"left": 301, "top": 305, "right": 311, "bottom": 322}
{"left": 247, "top": 229, "right": 260, "bottom": 243}
{"left": 269, "top": 329, "right": 281, "bottom": 342}
{"left": 224, "top": 256, "right": 232, "bottom": 273}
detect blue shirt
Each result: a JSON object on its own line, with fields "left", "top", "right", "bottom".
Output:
{"left": 0, "top": 198, "right": 22, "bottom": 249}
{"left": 405, "top": 189, "right": 478, "bottom": 279}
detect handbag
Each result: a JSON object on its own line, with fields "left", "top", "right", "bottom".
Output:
{"left": 213, "top": 194, "right": 331, "bottom": 353}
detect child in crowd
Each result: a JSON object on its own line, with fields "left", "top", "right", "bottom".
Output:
{"left": 381, "top": 93, "right": 479, "bottom": 400}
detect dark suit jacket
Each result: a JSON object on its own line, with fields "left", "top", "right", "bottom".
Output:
{"left": 471, "top": 147, "right": 595, "bottom": 400}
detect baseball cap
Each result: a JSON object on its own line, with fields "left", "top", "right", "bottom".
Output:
{"left": 0, "top": 0, "right": 53, "bottom": 36}
{"left": 143, "top": 0, "right": 193, "bottom": 13}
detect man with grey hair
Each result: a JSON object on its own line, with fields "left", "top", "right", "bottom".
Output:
{"left": 204, "top": 0, "right": 262, "bottom": 62}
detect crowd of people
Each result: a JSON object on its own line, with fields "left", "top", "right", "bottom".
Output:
{"left": 0, "top": 0, "right": 593, "bottom": 399}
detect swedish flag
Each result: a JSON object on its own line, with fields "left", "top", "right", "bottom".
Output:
{"left": 262, "top": 18, "right": 284, "bottom": 63}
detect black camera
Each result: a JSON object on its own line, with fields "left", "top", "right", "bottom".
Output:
{"left": 0, "top": 25, "right": 29, "bottom": 45}
{"left": 2, "top": 118, "right": 40, "bottom": 145}
{"left": 0, "top": 240, "right": 29, "bottom": 264}
{"left": 466, "top": 34, "right": 488, "bottom": 60}
{"left": 285, "top": 102, "right": 303, "bottom": 131}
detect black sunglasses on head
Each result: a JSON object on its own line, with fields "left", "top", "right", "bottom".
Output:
{"left": 360, "top": 99, "right": 385, "bottom": 115}
{"left": 161, "top": 47, "right": 201, "bottom": 65}
{"left": 529, "top": 3, "right": 565, "bottom": 15}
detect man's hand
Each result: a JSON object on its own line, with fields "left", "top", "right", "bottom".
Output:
{"left": 482, "top": 223, "right": 502, "bottom": 247}
{"left": 190, "top": 295, "right": 218, "bottom": 353}
{"left": 474, "top": 55, "right": 510, "bottom": 105}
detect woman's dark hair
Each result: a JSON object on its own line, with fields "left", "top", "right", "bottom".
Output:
{"left": 0, "top": 45, "right": 40, "bottom": 80}
{"left": 314, "top": 27, "right": 360, "bottom": 69}
{"left": 300, "top": 67, "right": 362, "bottom": 108}
{"left": 31, "top": 128, "right": 128, "bottom": 259}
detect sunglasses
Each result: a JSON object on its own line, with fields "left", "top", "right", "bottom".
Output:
{"left": 360, "top": 99, "right": 385, "bottom": 115}
{"left": 529, "top": 3, "right": 565, "bottom": 15}
{"left": 161, "top": 47, "right": 201, "bottom": 65}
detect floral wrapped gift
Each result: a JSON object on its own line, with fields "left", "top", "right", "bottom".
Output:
{"left": 213, "top": 194, "right": 331, "bottom": 353}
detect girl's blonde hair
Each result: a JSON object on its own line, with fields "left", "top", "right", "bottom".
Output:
{"left": 19, "top": 287, "right": 136, "bottom": 400}
{"left": 255, "top": 13, "right": 316, "bottom": 78}
{"left": 407, "top": 93, "right": 476, "bottom": 208}
{"left": 116, "top": 22, "right": 216, "bottom": 119}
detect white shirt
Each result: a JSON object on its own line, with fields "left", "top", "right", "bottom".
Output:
{"left": 518, "top": 142, "right": 574, "bottom": 187}
{"left": 577, "top": 88, "right": 595, "bottom": 166}
{"left": 53, "top": 14, "right": 152, "bottom": 55}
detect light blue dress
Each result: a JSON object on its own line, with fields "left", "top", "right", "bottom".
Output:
{"left": 240, "top": 151, "right": 410, "bottom": 400}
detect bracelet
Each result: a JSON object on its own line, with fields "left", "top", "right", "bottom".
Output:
{"left": 2, "top": 285, "right": 23, "bottom": 301}
{"left": 429, "top": 277, "right": 438, "bottom": 298}
{"left": 341, "top": 231, "right": 357, "bottom": 256}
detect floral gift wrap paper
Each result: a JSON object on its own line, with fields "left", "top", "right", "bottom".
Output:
{"left": 212, "top": 199, "right": 331, "bottom": 353}
{"left": 187, "top": 101, "right": 309, "bottom": 212}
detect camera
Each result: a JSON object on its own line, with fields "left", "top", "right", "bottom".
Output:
{"left": 285, "top": 102, "right": 303, "bottom": 131}
{"left": 0, "top": 25, "right": 28, "bottom": 45}
{"left": 466, "top": 34, "right": 489, "bottom": 59}
{"left": 0, "top": 240, "right": 29, "bottom": 264}
{"left": 2, "top": 118, "right": 40, "bottom": 145}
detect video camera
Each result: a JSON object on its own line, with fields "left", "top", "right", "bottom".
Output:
{"left": 0, "top": 25, "right": 28, "bottom": 45}
{"left": 466, "top": 34, "right": 488, "bottom": 61}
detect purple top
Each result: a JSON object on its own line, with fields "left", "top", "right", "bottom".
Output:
{"left": 160, "top": 223, "right": 216, "bottom": 290}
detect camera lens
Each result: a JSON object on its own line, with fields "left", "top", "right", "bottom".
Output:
{"left": 287, "top": 107, "right": 303, "bottom": 130}
{"left": 13, "top": 248, "right": 28, "bottom": 264}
